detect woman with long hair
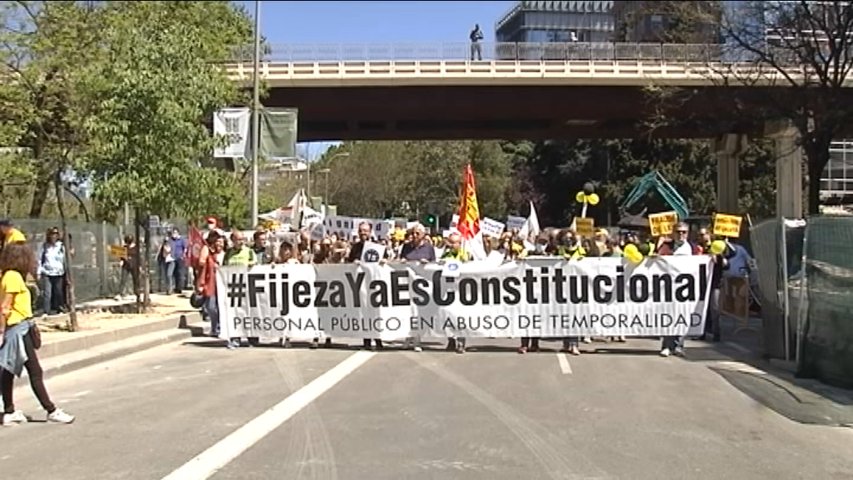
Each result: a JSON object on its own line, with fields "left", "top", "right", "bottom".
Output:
{"left": 196, "top": 231, "right": 225, "bottom": 342}
{"left": 0, "top": 243, "right": 74, "bottom": 425}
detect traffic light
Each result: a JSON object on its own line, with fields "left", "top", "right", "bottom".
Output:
{"left": 424, "top": 213, "right": 437, "bottom": 227}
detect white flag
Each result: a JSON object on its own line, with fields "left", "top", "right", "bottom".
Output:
{"left": 519, "top": 201, "right": 541, "bottom": 239}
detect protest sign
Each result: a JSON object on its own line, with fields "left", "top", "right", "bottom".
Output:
{"left": 506, "top": 215, "right": 526, "bottom": 232}
{"left": 575, "top": 218, "right": 595, "bottom": 238}
{"left": 649, "top": 211, "right": 678, "bottom": 237}
{"left": 217, "top": 256, "right": 712, "bottom": 341}
{"left": 360, "top": 241, "right": 386, "bottom": 263}
{"left": 481, "top": 217, "right": 506, "bottom": 238}
{"left": 713, "top": 213, "right": 743, "bottom": 238}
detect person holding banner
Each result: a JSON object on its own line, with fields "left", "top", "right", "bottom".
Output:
{"left": 400, "top": 224, "right": 436, "bottom": 263}
{"left": 223, "top": 231, "right": 258, "bottom": 349}
{"left": 659, "top": 222, "right": 695, "bottom": 357}
{"left": 440, "top": 232, "right": 472, "bottom": 354}
{"left": 348, "top": 222, "right": 384, "bottom": 351}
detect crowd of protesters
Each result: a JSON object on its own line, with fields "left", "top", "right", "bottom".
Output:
{"left": 189, "top": 216, "right": 752, "bottom": 357}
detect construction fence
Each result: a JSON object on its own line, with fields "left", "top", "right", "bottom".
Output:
{"left": 13, "top": 218, "right": 187, "bottom": 305}
{"left": 750, "top": 215, "right": 853, "bottom": 389}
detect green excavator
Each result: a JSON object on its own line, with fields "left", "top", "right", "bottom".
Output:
{"left": 618, "top": 171, "right": 690, "bottom": 229}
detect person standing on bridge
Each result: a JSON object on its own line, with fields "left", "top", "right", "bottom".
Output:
{"left": 469, "top": 24, "right": 483, "bottom": 61}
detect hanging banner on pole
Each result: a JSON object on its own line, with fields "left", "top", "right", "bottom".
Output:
{"left": 257, "top": 107, "right": 298, "bottom": 160}
{"left": 217, "top": 256, "right": 712, "bottom": 340}
{"left": 213, "top": 108, "right": 251, "bottom": 158}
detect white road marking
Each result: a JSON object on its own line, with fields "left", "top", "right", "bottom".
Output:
{"left": 724, "top": 342, "right": 752, "bottom": 355}
{"left": 556, "top": 353, "right": 573, "bottom": 375}
{"left": 160, "top": 351, "right": 375, "bottom": 480}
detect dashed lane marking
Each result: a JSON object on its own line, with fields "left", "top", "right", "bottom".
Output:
{"left": 557, "top": 353, "right": 573, "bottom": 375}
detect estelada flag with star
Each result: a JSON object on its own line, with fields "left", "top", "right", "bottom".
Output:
{"left": 455, "top": 164, "right": 480, "bottom": 240}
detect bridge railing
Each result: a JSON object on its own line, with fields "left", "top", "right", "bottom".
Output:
{"left": 229, "top": 42, "right": 725, "bottom": 63}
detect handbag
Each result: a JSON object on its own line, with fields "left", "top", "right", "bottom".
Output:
{"left": 30, "top": 320, "right": 42, "bottom": 350}
{"left": 189, "top": 292, "right": 205, "bottom": 309}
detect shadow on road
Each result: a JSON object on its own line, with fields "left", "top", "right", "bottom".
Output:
{"left": 683, "top": 317, "right": 853, "bottom": 427}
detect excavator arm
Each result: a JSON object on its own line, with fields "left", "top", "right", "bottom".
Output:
{"left": 619, "top": 171, "right": 690, "bottom": 220}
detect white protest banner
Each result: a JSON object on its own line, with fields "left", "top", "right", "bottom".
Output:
{"left": 360, "top": 241, "right": 386, "bottom": 263}
{"left": 213, "top": 108, "right": 250, "bottom": 158}
{"left": 506, "top": 215, "right": 526, "bottom": 232}
{"left": 355, "top": 218, "right": 392, "bottom": 240}
{"left": 324, "top": 216, "right": 356, "bottom": 239}
{"left": 481, "top": 217, "right": 506, "bottom": 238}
{"left": 218, "top": 256, "right": 713, "bottom": 341}
{"left": 309, "top": 223, "right": 325, "bottom": 242}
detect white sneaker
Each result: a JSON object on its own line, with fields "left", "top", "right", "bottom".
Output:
{"left": 2, "top": 410, "right": 27, "bottom": 425}
{"left": 47, "top": 409, "right": 75, "bottom": 424}
{"left": 413, "top": 346, "right": 423, "bottom": 352}
{"left": 659, "top": 348, "right": 671, "bottom": 357}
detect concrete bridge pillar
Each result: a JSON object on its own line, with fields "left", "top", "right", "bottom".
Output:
{"left": 714, "top": 133, "right": 748, "bottom": 214}
{"left": 766, "top": 121, "right": 804, "bottom": 218}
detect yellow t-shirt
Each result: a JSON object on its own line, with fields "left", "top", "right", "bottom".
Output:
{"left": 4, "top": 228, "right": 26, "bottom": 245}
{"left": 1, "top": 270, "right": 31, "bottom": 326}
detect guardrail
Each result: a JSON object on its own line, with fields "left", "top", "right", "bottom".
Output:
{"left": 229, "top": 42, "right": 725, "bottom": 63}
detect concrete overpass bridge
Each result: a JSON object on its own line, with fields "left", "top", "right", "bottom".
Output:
{"left": 225, "top": 42, "right": 851, "bottom": 142}
{"left": 224, "top": 41, "right": 853, "bottom": 217}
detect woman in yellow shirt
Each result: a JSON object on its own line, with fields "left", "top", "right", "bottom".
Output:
{"left": 0, "top": 243, "right": 74, "bottom": 425}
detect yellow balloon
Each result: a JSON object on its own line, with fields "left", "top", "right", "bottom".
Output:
{"left": 623, "top": 244, "right": 644, "bottom": 264}
{"left": 587, "top": 193, "right": 600, "bottom": 206}
{"left": 710, "top": 240, "right": 727, "bottom": 256}
{"left": 575, "top": 191, "right": 585, "bottom": 203}
{"left": 628, "top": 251, "right": 644, "bottom": 264}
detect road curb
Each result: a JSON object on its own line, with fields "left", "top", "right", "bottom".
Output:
{"left": 39, "top": 312, "right": 199, "bottom": 360}
{"left": 39, "top": 326, "right": 197, "bottom": 378}
{"left": 26, "top": 312, "right": 205, "bottom": 379}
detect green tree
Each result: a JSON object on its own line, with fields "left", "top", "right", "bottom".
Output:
{"left": 316, "top": 140, "right": 511, "bottom": 222}
{"left": 0, "top": 1, "right": 105, "bottom": 220}
{"left": 81, "top": 1, "right": 252, "bottom": 308}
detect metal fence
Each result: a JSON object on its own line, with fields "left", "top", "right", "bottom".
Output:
{"left": 799, "top": 216, "right": 853, "bottom": 388}
{"left": 752, "top": 215, "right": 853, "bottom": 388}
{"left": 13, "top": 218, "right": 189, "bottom": 305}
{"left": 229, "top": 42, "right": 724, "bottom": 63}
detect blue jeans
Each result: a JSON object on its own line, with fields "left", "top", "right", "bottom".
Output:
{"left": 173, "top": 259, "right": 187, "bottom": 292}
{"left": 41, "top": 275, "right": 65, "bottom": 314}
{"left": 204, "top": 294, "right": 220, "bottom": 336}
{"left": 159, "top": 262, "right": 175, "bottom": 293}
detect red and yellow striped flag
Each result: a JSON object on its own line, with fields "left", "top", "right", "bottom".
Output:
{"left": 456, "top": 164, "right": 480, "bottom": 240}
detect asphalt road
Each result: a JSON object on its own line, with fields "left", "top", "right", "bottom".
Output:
{"left": 1, "top": 336, "right": 851, "bottom": 480}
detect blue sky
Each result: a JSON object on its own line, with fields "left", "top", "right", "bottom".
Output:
{"left": 237, "top": 1, "right": 516, "bottom": 159}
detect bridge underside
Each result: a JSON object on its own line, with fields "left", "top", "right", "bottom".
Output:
{"left": 262, "top": 85, "right": 845, "bottom": 142}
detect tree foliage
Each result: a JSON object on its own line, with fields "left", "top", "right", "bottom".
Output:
{"left": 82, "top": 1, "right": 251, "bottom": 223}
{"left": 719, "top": 1, "right": 853, "bottom": 214}
{"left": 315, "top": 141, "right": 512, "bottom": 221}
{"left": 312, "top": 137, "right": 770, "bottom": 229}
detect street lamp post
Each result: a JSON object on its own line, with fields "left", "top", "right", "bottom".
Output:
{"left": 250, "top": 0, "right": 261, "bottom": 227}
{"left": 317, "top": 168, "right": 331, "bottom": 207}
